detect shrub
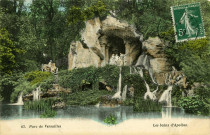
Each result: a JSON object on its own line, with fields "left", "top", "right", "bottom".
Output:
{"left": 124, "top": 74, "right": 145, "bottom": 97}
{"left": 40, "top": 108, "right": 57, "bottom": 118}
{"left": 39, "top": 75, "right": 55, "bottom": 92}
{"left": 24, "top": 71, "right": 52, "bottom": 85}
{"left": 123, "top": 98, "right": 134, "bottom": 106}
{"left": 171, "top": 85, "right": 183, "bottom": 106}
{"left": 178, "top": 95, "right": 209, "bottom": 115}
{"left": 98, "top": 65, "right": 120, "bottom": 88}
{"left": 59, "top": 65, "right": 150, "bottom": 105}
{"left": 64, "top": 90, "right": 113, "bottom": 106}
{"left": 104, "top": 115, "right": 117, "bottom": 125}
{"left": 58, "top": 66, "right": 98, "bottom": 91}
{"left": 194, "top": 85, "right": 210, "bottom": 101}
{"left": 134, "top": 97, "right": 162, "bottom": 112}
{"left": 58, "top": 65, "right": 121, "bottom": 91}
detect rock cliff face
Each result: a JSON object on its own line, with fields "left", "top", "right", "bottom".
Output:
{"left": 68, "top": 16, "right": 171, "bottom": 85}
{"left": 68, "top": 16, "right": 142, "bottom": 69}
{"left": 142, "top": 37, "right": 171, "bottom": 84}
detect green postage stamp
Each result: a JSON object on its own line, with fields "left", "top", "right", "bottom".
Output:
{"left": 171, "top": 3, "right": 205, "bottom": 42}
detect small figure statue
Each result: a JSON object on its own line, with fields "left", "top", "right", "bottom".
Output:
{"left": 41, "top": 60, "right": 57, "bottom": 74}
{"left": 109, "top": 54, "right": 115, "bottom": 65}
{"left": 48, "top": 60, "right": 52, "bottom": 65}
{"left": 119, "top": 53, "right": 125, "bottom": 66}
{"left": 115, "top": 54, "right": 119, "bottom": 65}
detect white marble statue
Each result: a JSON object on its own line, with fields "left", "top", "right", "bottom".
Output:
{"left": 109, "top": 53, "right": 126, "bottom": 66}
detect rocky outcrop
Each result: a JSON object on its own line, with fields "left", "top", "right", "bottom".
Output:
{"left": 68, "top": 16, "right": 181, "bottom": 85}
{"left": 52, "top": 101, "right": 66, "bottom": 109}
{"left": 42, "top": 60, "right": 58, "bottom": 74}
{"left": 23, "top": 84, "right": 70, "bottom": 101}
{"left": 68, "top": 41, "right": 101, "bottom": 69}
{"left": 68, "top": 16, "right": 142, "bottom": 70}
{"left": 136, "top": 37, "right": 171, "bottom": 84}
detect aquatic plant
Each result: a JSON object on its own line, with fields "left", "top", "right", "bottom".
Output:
{"left": 134, "top": 98, "right": 162, "bottom": 112}
{"left": 40, "top": 108, "right": 57, "bottom": 118}
{"left": 104, "top": 115, "right": 117, "bottom": 125}
{"left": 24, "top": 98, "right": 57, "bottom": 118}
{"left": 24, "top": 98, "right": 56, "bottom": 111}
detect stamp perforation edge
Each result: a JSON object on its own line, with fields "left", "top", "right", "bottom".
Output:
{"left": 170, "top": 2, "right": 206, "bottom": 43}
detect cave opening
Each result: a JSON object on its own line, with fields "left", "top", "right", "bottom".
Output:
{"left": 107, "top": 36, "right": 125, "bottom": 60}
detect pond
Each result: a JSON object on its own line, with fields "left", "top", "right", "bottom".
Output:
{"left": 0, "top": 104, "right": 208, "bottom": 124}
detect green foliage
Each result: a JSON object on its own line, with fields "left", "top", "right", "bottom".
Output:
{"left": 23, "top": 60, "right": 39, "bottom": 72}
{"left": 114, "top": 0, "right": 172, "bottom": 39}
{"left": 58, "top": 66, "right": 98, "bottom": 91}
{"left": 10, "top": 81, "right": 35, "bottom": 103}
{"left": 171, "top": 86, "right": 183, "bottom": 106}
{"left": 159, "top": 27, "right": 175, "bottom": 43}
{"left": 58, "top": 65, "right": 149, "bottom": 106}
{"left": 194, "top": 86, "right": 210, "bottom": 101}
{"left": 67, "top": 6, "right": 86, "bottom": 25}
{"left": 0, "top": 72, "right": 23, "bottom": 102}
{"left": 179, "top": 38, "right": 208, "bottom": 54}
{"left": 24, "top": 98, "right": 56, "bottom": 111}
{"left": 104, "top": 115, "right": 117, "bottom": 125}
{"left": 123, "top": 98, "right": 134, "bottom": 106}
{"left": 59, "top": 65, "right": 146, "bottom": 94}
{"left": 40, "top": 108, "right": 57, "bottom": 118}
{"left": 10, "top": 71, "right": 54, "bottom": 102}
{"left": 64, "top": 90, "right": 113, "bottom": 106}
{"left": 98, "top": 65, "right": 120, "bottom": 88}
{"left": 156, "top": 0, "right": 210, "bottom": 83}
{"left": 178, "top": 95, "right": 209, "bottom": 115}
{"left": 24, "top": 71, "right": 52, "bottom": 85}
{"left": 24, "top": 98, "right": 57, "bottom": 118}
{"left": 124, "top": 74, "right": 145, "bottom": 97}
{"left": 0, "top": 82, "right": 3, "bottom": 102}
{"left": 163, "top": 29, "right": 210, "bottom": 83}
{"left": 39, "top": 75, "right": 55, "bottom": 92}
{"left": 59, "top": 65, "right": 120, "bottom": 91}
{"left": 0, "top": 28, "right": 23, "bottom": 75}
{"left": 134, "top": 98, "right": 162, "bottom": 112}
{"left": 67, "top": 0, "right": 108, "bottom": 25}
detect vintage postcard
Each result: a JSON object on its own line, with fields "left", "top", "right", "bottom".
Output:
{"left": 0, "top": 0, "right": 209, "bottom": 135}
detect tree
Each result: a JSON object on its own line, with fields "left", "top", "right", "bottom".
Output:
{"left": 0, "top": 28, "right": 23, "bottom": 75}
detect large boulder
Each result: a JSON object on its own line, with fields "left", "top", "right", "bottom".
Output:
{"left": 68, "top": 41, "right": 101, "bottom": 69}
{"left": 142, "top": 37, "right": 165, "bottom": 58}
{"left": 140, "top": 37, "right": 171, "bottom": 84}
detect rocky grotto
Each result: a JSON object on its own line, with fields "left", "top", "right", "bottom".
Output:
{"left": 68, "top": 15, "right": 186, "bottom": 85}
{"left": 67, "top": 15, "right": 188, "bottom": 107}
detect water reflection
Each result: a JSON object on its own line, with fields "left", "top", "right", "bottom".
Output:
{"left": 162, "top": 107, "right": 185, "bottom": 119}
{"left": 0, "top": 104, "right": 41, "bottom": 120}
{"left": 0, "top": 104, "right": 207, "bottom": 123}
